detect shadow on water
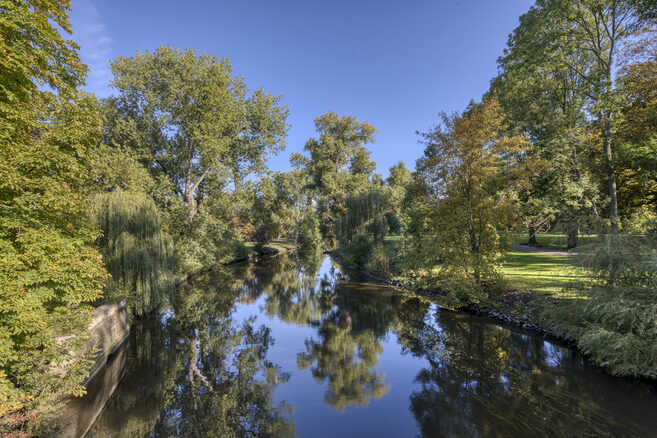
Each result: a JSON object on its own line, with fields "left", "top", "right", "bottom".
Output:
{"left": 76, "top": 250, "right": 657, "bottom": 437}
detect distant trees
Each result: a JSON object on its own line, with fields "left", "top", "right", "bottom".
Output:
{"left": 384, "top": 162, "right": 411, "bottom": 234}
{"left": 334, "top": 190, "right": 389, "bottom": 273}
{"left": 404, "top": 99, "right": 527, "bottom": 305}
{"left": 292, "top": 112, "right": 377, "bottom": 243}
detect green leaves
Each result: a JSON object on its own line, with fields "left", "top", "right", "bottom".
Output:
{"left": 294, "top": 112, "right": 378, "bottom": 243}
{"left": 405, "top": 99, "right": 526, "bottom": 305}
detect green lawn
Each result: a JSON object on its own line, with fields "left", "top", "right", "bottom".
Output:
{"left": 501, "top": 250, "right": 582, "bottom": 296}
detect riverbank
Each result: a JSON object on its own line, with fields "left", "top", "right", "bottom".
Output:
{"left": 330, "top": 253, "right": 556, "bottom": 336}
{"left": 329, "top": 246, "right": 588, "bottom": 365}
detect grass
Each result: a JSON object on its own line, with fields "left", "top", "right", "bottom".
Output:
{"left": 501, "top": 250, "right": 582, "bottom": 296}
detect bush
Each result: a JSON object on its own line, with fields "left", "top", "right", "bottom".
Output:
{"left": 550, "top": 223, "right": 657, "bottom": 378}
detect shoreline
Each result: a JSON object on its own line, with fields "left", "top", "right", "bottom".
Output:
{"left": 326, "top": 252, "right": 649, "bottom": 381}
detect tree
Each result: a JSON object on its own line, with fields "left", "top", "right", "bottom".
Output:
{"left": 404, "top": 99, "right": 527, "bottom": 305}
{"left": 108, "top": 46, "right": 289, "bottom": 224}
{"left": 544, "top": 0, "right": 645, "bottom": 230}
{"left": 106, "top": 46, "right": 289, "bottom": 273}
{"left": 615, "top": 26, "right": 657, "bottom": 211}
{"left": 385, "top": 161, "right": 412, "bottom": 234}
{"left": 334, "top": 190, "right": 389, "bottom": 270}
{"left": 292, "top": 112, "right": 377, "bottom": 243}
{"left": 93, "top": 191, "right": 175, "bottom": 316}
{"left": 0, "top": 1, "right": 108, "bottom": 431}
{"left": 493, "top": 1, "right": 603, "bottom": 248}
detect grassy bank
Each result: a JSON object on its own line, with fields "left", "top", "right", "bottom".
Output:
{"left": 381, "top": 233, "right": 583, "bottom": 319}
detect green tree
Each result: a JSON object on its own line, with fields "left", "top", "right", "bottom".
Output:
{"left": 615, "top": 26, "right": 657, "bottom": 211}
{"left": 106, "top": 46, "right": 289, "bottom": 273}
{"left": 404, "top": 99, "right": 527, "bottom": 305}
{"left": 0, "top": 1, "right": 110, "bottom": 431}
{"left": 109, "top": 46, "right": 289, "bottom": 224}
{"left": 334, "top": 190, "right": 389, "bottom": 270}
{"left": 292, "top": 112, "right": 377, "bottom": 243}
{"left": 93, "top": 191, "right": 175, "bottom": 316}
{"left": 493, "top": 1, "right": 602, "bottom": 248}
{"left": 385, "top": 161, "right": 411, "bottom": 234}
{"left": 542, "top": 0, "right": 646, "bottom": 230}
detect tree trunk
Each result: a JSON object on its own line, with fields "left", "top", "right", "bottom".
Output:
{"left": 601, "top": 113, "right": 619, "bottom": 233}
{"left": 185, "top": 191, "right": 197, "bottom": 224}
{"left": 567, "top": 225, "right": 578, "bottom": 250}
{"left": 528, "top": 225, "right": 538, "bottom": 246}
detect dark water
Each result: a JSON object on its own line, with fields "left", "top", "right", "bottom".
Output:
{"left": 84, "top": 251, "right": 657, "bottom": 437}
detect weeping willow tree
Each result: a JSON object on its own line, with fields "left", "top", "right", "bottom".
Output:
{"left": 94, "top": 191, "right": 174, "bottom": 316}
{"left": 334, "top": 190, "right": 389, "bottom": 270}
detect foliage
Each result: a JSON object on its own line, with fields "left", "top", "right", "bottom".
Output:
{"left": 385, "top": 161, "right": 411, "bottom": 234}
{"left": 550, "top": 224, "right": 657, "bottom": 377}
{"left": 493, "top": 1, "right": 603, "bottom": 248}
{"left": 106, "top": 46, "right": 289, "bottom": 272}
{"left": 366, "top": 243, "right": 391, "bottom": 278}
{"left": 334, "top": 190, "right": 389, "bottom": 269}
{"left": 93, "top": 191, "right": 174, "bottom": 316}
{"left": 0, "top": 0, "right": 86, "bottom": 144}
{"left": 0, "top": 1, "right": 111, "bottom": 431}
{"left": 404, "top": 99, "right": 527, "bottom": 305}
{"left": 296, "top": 211, "right": 322, "bottom": 248}
{"left": 615, "top": 26, "right": 657, "bottom": 211}
{"left": 292, "top": 112, "right": 377, "bottom": 243}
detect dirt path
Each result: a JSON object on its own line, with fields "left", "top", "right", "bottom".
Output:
{"left": 512, "top": 244, "right": 571, "bottom": 257}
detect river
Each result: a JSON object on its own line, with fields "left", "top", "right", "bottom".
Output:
{"left": 76, "top": 250, "right": 657, "bottom": 437}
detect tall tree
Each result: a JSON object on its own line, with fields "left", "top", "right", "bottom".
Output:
{"left": 545, "top": 0, "right": 644, "bottom": 229}
{"left": 291, "top": 112, "right": 377, "bottom": 242}
{"left": 615, "top": 26, "right": 657, "bottom": 210}
{"left": 109, "top": 46, "right": 289, "bottom": 224}
{"left": 405, "top": 99, "right": 527, "bottom": 305}
{"left": 494, "top": 1, "right": 602, "bottom": 248}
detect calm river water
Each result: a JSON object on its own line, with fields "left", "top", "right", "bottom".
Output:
{"left": 82, "top": 251, "right": 657, "bottom": 437}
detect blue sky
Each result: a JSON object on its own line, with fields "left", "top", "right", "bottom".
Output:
{"left": 70, "top": 0, "right": 533, "bottom": 177}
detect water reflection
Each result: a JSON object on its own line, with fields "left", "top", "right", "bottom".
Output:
{"left": 90, "top": 265, "right": 294, "bottom": 437}
{"left": 86, "top": 252, "right": 657, "bottom": 437}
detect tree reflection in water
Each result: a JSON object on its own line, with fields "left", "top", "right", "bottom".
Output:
{"left": 405, "top": 308, "right": 648, "bottom": 437}
{"left": 259, "top": 251, "right": 397, "bottom": 411}
{"left": 90, "top": 267, "right": 294, "bottom": 438}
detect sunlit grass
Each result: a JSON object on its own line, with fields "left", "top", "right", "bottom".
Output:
{"left": 501, "top": 251, "right": 583, "bottom": 296}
